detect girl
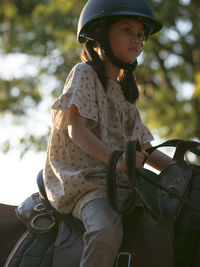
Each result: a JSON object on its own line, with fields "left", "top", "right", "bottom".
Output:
{"left": 44, "top": 0, "right": 171, "bottom": 266}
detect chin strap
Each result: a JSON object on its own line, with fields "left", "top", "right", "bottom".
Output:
{"left": 100, "top": 34, "right": 139, "bottom": 103}
{"left": 80, "top": 29, "right": 139, "bottom": 103}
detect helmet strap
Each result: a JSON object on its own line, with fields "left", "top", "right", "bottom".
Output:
{"left": 82, "top": 26, "right": 139, "bottom": 103}
{"left": 99, "top": 32, "right": 139, "bottom": 103}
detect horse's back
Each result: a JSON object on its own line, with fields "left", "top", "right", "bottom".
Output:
{"left": 0, "top": 203, "right": 26, "bottom": 266}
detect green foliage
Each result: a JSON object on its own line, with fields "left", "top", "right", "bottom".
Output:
{"left": 0, "top": 0, "right": 199, "bottom": 156}
{"left": 137, "top": 0, "right": 200, "bottom": 141}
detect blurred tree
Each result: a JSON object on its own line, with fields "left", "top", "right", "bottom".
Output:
{"left": 137, "top": 0, "right": 200, "bottom": 141}
{"left": 0, "top": 0, "right": 87, "bottom": 154}
{"left": 0, "top": 0, "right": 199, "bottom": 156}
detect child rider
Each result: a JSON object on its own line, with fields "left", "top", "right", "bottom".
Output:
{"left": 44, "top": 0, "right": 172, "bottom": 266}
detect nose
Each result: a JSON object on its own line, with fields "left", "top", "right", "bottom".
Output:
{"left": 130, "top": 33, "right": 145, "bottom": 43}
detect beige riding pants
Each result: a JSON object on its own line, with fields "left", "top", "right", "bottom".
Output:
{"left": 80, "top": 198, "right": 123, "bottom": 267}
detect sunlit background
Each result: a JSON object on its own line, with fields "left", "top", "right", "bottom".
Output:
{"left": 0, "top": 54, "right": 53, "bottom": 205}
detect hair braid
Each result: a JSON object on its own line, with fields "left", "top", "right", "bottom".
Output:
{"left": 81, "top": 40, "right": 108, "bottom": 90}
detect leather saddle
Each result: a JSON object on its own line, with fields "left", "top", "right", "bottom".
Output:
{"left": 12, "top": 169, "right": 140, "bottom": 267}
{"left": 14, "top": 170, "right": 85, "bottom": 267}
{"left": 7, "top": 139, "right": 200, "bottom": 267}
{"left": 106, "top": 139, "right": 200, "bottom": 267}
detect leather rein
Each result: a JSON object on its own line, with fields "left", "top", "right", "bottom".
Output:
{"left": 106, "top": 139, "right": 200, "bottom": 215}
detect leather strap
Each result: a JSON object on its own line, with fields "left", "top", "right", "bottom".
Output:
{"left": 107, "top": 139, "right": 200, "bottom": 215}
{"left": 106, "top": 150, "right": 124, "bottom": 213}
{"left": 146, "top": 139, "right": 200, "bottom": 160}
{"left": 145, "top": 139, "right": 183, "bottom": 155}
{"left": 107, "top": 142, "right": 139, "bottom": 214}
{"left": 125, "top": 140, "right": 140, "bottom": 189}
{"left": 142, "top": 140, "right": 200, "bottom": 213}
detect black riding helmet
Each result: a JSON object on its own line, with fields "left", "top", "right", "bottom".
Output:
{"left": 78, "top": 0, "right": 162, "bottom": 43}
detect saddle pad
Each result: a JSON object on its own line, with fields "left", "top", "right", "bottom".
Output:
{"left": 4, "top": 229, "right": 57, "bottom": 267}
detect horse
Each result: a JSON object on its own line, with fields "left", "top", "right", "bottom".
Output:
{"left": 2, "top": 139, "right": 200, "bottom": 267}
{"left": 0, "top": 203, "right": 25, "bottom": 266}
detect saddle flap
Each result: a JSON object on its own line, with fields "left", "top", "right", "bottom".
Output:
{"left": 136, "top": 168, "right": 161, "bottom": 220}
{"left": 158, "top": 160, "right": 192, "bottom": 222}
{"left": 55, "top": 214, "right": 85, "bottom": 248}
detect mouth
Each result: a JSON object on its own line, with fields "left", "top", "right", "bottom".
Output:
{"left": 128, "top": 47, "right": 139, "bottom": 53}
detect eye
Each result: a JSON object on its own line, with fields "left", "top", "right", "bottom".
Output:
{"left": 137, "top": 32, "right": 145, "bottom": 41}
{"left": 122, "top": 27, "right": 131, "bottom": 33}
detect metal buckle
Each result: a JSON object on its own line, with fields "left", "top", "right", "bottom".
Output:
{"left": 34, "top": 202, "right": 47, "bottom": 211}
{"left": 116, "top": 252, "right": 131, "bottom": 267}
{"left": 31, "top": 213, "right": 56, "bottom": 232}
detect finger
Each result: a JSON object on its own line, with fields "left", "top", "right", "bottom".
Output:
{"left": 136, "top": 151, "right": 145, "bottom": 160}
{"left": 135, "top": 162, "right": 143, "bottom": 170}
{"left": 141, "top": 149, "right": 149, "bottom": 157}
{"left": 135, "top": 157, "right": 144, "bottom": 170}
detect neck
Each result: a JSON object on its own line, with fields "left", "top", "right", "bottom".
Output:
{"left": 104, "top": 57, "right": 120, "bottom": 81}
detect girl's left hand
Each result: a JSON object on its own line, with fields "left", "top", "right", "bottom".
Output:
{"left": 135, "top": 150, "right": 149, "bottom": 170}
{"left": 116, "top": 149, "right": 149, "bottom": 171}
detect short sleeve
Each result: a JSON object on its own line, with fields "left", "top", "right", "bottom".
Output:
{"left": 134, "top": 108, "right": 154, "bottom": 145}
{"left": 139, "top": 121, "right": 154, "bottom": 145}
{"left": 51, "top": 63, "right": 98, "bottom": 129}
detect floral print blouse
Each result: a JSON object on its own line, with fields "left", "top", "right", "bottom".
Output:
{"left": 43, "top": 62, "right": 154, "bottom": 219}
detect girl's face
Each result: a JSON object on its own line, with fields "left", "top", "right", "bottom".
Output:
{"left": 107, "top": 18, "right": 145, "bottom": 64}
